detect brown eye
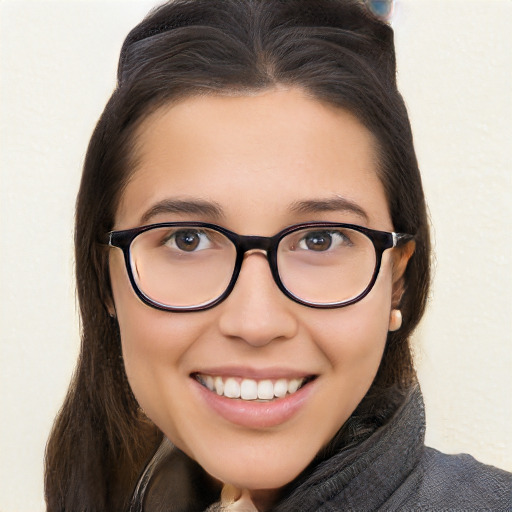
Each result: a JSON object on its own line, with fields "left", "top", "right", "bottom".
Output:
{"left": 174, "top": 230, "right": 202, "bottom": 251}
{"left": 159, "top": 229, "right": 212, "bottom": 252}
{"left": 296, "top": 230, "right": 353, "bottom": 252}
{"left": 303, "top": 232, "right": 333, "bottom": 251}
{"left": 161, "top": 228, "right": 218, "bottom": 253}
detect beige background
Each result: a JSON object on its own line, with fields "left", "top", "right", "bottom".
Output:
{"left": 1, "top": 0, "right": 511, "bottom": 510}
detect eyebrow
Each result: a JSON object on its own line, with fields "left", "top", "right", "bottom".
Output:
{"left": 140, "top": 199, "right": 224, "bottom": 224}
{"left": 140, "top": 196, "right": 368, "bottom": 224}
{"left": 289, "top": 197, "right": 369, "bottom": 222}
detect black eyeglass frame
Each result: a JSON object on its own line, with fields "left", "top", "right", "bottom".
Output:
{"left": 107, "top": 221, "right": 413, "bottom": 312}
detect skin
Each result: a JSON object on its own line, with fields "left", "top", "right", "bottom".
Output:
{"left": 109, "top": 88, "right": 413, "bottom": 508}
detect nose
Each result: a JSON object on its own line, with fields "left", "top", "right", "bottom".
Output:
{"left": 217, "top": 252, "right": 299, "bottom": 347}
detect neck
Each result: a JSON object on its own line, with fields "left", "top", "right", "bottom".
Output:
{"left": 221, "top": 484, "right": 282, "bottom": 511}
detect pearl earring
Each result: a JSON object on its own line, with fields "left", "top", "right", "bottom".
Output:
{"left": 389, "top": 309, "right": 402, "bottom": 332}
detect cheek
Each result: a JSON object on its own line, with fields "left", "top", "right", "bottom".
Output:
{"left": 109, "top": 249, "right": 202, "bottom": 351}
{"left": 311, "top": 270, "right": 393, "bottom": 368}
{"left": 109, "top": 252, "right": 204, "bottom": 420}
{"left": 306, "top": 263, "right": 394, "bottom": 427}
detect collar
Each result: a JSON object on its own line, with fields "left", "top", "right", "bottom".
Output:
{"left": 274, "top": 385, "right": 425, "bottom": 511}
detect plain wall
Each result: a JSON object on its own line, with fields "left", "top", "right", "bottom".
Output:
{"left": 0, "top": 1, "right": 510, "bottom": 510}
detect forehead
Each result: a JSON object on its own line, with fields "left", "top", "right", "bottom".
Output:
{"left": 116, "top": 88, "right": 391, "bottom": 232}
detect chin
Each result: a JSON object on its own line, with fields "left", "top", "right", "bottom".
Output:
{"left": 195, "top": 447, "right": 313, "bottom": 492}
{"left": 220, "top": 468, "right": 300, "bottom": 492}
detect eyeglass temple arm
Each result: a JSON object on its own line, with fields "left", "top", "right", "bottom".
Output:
{"left": 392, "top": 232, "right": 414, "bottom": 247}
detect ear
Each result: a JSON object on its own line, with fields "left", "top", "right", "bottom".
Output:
{"left": 105, "top": 295, "right": 117, "bottom": 318}
{"left": 390, "top": 240, "right": 415, "bottom": 308}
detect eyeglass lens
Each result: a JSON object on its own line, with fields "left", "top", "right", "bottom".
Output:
{"left": 277, "top": 227, "right": 376, "bottom": 304}
{"left": 130, "top": 226, "right": 237, "bottom": 308}
{"left": 128, "top": 225, "right": 377, "bottom": 308}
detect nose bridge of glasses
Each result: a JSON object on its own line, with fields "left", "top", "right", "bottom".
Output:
{"left": 232, "top": 234, "right": 282, "bottom": 300}
{"left": 238, "top": 235, "right": 275, "bottom": 255}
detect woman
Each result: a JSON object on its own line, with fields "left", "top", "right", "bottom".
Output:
{"left": 44, "top": 0, "right": 511, "bottom": 510}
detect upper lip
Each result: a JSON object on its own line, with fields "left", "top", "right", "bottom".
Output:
{"left": 191, "top": 366, "right": 316, "bottom": 380}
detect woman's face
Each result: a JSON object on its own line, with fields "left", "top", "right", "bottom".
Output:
{"left": 110, "top": 88, "right": 405, "bottom": 494}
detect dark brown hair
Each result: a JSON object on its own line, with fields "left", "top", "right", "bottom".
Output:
{"left": 45, "top": 1, "right": 430, "bottom": 509}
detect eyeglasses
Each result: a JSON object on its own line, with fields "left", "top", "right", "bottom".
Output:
{"left": 107, "top": 222, "right": 413, "bottom": 312}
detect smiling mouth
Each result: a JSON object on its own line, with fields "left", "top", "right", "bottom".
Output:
{"left": 193, "top": 373, "right": 316, "bottom": 402}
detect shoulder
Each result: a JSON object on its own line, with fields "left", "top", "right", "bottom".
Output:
{"left": 404, "top": 447, "right": 512, "bottom": 510}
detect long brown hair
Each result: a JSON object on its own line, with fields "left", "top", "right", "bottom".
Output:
{"left": 45, "top": 1, "right": 430, "bottom": 509}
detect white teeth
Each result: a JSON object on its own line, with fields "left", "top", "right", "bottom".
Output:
{"left": 214, "top": 376, "right": 224, "bottom": 396}
{"left": 240, "top": 379, "right": 258, "bottom": 400}
{"left": 197, "top": 374, "right": 307, "bottom": 401}
{"left": 204, "top": 375, "right": 215, "bottom": 392}
{"left": 273, "top": 379, "right": 288, "bottom": 398}
{"left": 224, "top": 378, "right": 241, "bottom": 398}
{"left": 257, "top": 380, "right": 274, "bottom": 400}
{"left": 288, "top": 378, "right": 301, "bottom": 394}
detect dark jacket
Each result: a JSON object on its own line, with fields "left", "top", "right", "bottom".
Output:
{"left": 131, "top": 387, "right": 512, "bottom": 511}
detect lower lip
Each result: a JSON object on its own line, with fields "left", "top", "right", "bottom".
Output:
{"left": 192, "top": 378, "right": 315, "bottom": 429}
